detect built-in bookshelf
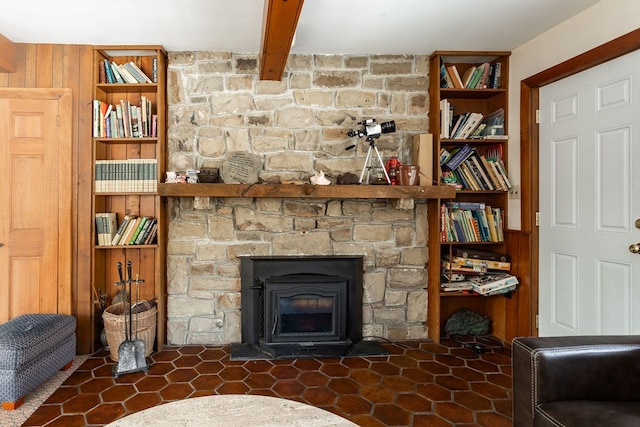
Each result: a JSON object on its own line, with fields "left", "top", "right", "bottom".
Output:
{"left": 427, "top": 51, "right": 518, "bottom": 343}
{"left": 92, "top": 46, "right": 166, "bottom": 352}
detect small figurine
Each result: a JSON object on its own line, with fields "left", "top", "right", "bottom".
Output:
{"left": 310, "top": 170, "right": 331, "bottom": 185}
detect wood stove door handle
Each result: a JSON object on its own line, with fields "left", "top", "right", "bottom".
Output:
{"left": 271, "top": 315, "right": 278, "bottom": 335}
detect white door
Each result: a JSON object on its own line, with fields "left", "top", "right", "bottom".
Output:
{"left": 539, "top": 49, "right": 640, "bottom": 336}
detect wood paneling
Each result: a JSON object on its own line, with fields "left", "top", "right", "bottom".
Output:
{"left": 0, "top": 34, "right": 16, "bottom": 73}
{"left": 0, "top": 42, "right": 95, "bottom": 354}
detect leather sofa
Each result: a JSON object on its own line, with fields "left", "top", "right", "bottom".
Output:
{"left": 512, "top": 335, "right": 640, "bottom": 426}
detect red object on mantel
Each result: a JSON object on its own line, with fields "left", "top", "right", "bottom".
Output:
{"left": 386, "top": 156, "right": 401, "bottom": 185}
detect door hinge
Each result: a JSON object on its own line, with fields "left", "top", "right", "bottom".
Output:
{"left": 535, "top": 109, "right": 540, "bottom": 124}
{"left": 536, "top": 314, "right": 539, "bottom": 329}
{"left": 535, "top": 212, "right": 540, "bottom": 227}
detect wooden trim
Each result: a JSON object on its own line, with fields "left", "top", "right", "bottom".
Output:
{"left": 521, "top": 28, "right": 640, "bottom": 336}
{"left": 259, "top": 0, "right": 304, "bottom": 81}
{"left": 58, "top": 89, "right": 73, "bottom": 315}
{"left": 0, "top": 34, "right": 16, "bottom": 73}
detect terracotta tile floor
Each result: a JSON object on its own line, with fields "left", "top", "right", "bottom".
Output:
{"left": 24, "top": 339, "right": 512, "bottom": 426}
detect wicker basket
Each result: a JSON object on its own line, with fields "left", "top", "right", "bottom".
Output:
{"left": 102, "top": 302, "right": 157, "bottom": 361}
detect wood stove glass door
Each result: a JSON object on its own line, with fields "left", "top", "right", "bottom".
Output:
{"left": 265, "top": 277, "right": 348, "bottom": 343}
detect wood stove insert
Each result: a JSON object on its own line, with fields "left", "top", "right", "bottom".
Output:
{"left": 232, "top": 256, "right": 386, "bottom": 359}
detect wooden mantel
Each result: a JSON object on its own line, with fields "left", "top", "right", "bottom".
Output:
{"left": 157, "top": 183, "right": 456, "bottom": 199}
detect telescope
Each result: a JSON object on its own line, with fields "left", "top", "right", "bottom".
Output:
{"left": 345, "top": 119, "right": 397, "bottom": 184}
{"left": 347, "top": 119, "right": 396, "bottom": 140}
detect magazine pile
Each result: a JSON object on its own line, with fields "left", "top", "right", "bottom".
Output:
{"left": 441, "top": 249, "right": 518, "bottom": 296}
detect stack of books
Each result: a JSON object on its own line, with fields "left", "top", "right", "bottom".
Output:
{"left": 441, "top": 249, "right": 518, "bottom": 296}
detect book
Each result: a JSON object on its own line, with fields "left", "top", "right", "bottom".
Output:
{"left": 152, "top": 58, "right": 158, "bottom": 83}
{"left": 456, "top": 113, "right": 483, "bottom": 139}
{"left": 462, "top": 66, "right": 476, "bottom": 88}
{"left": 119, "top": 217, "right": 140, "bottom": 245}
{"left": 128, "top": 217, "right": 149, "bottom": 244}
{"left": 128, "top": 61, "right": 153, "bottom": 83}
{"left": 445, "top": 64, "right": 463, "bottom": 89}
{"left": 144, "top": 222, "right": 159, "bottom": 245}
{"left": 95, "top": 213, "right": 117, "bottom": 246}
{"left": 443, "top": 144, "right": 473, "bottom": 170}
{"left": 442, "top": 260, "right": 487, "bottom": 274}
{"left": 441, "top": 281, "right": 474, "bottom": 292}
{"left": 117, "top": 64, "right": 138, "bottom": 84}
{"left": 443, "top": 254, "right": 511, "bottom": 271}
{"left": 98, "top": 60, "right": 107, "bottom": 84}
{"left": 468, "top": 273, "right": 519, "bottom": 295}
{"left": 440, "top": 99, "right": 450, "bottom": 138}
{"left": 110, "top": 62, "right": 125, "bottom": 84}
{"left": 111, "top": 215, "right": 132, "bottom": 245}
{"left": 135, "top": 218, "right": 156, "bottom": 244}
{"left": 124, "top": 62, "right": 149, "bottom": 84}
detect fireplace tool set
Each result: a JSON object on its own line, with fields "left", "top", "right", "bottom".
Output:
{"left": 112, "top": 260, "right": 149, "bottom": 377}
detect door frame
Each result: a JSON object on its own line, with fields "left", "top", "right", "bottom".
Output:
{"left": 0, "top": 88, "right": 73, "bottom": 316}
{"left": 521, "top": 28, "right": 640, "bottom": 335}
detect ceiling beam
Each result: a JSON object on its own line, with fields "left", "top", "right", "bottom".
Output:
{"left": 0, "top": 34, "right": 16, "bottom": 73}
{"left": 259, "top": 0, "right": 304, "bottom": 81}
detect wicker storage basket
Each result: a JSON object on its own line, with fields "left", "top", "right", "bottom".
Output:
{"left": 102, "top": 302, "right": 157, "bottom": 361}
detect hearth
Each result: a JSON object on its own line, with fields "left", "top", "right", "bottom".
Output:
{"left": 231, "top": 256, "right": 386, "bottom": 359}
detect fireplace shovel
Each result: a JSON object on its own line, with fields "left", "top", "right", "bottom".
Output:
{"left": 113, "top": 261, "right": 148, "bottom": 377}
{"left": 132, "top": 273, "right": 148, "bottom": 370}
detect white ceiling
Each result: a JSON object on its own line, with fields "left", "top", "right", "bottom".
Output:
{"left": 1, "top": 0, "right": 601, "bottom": 54}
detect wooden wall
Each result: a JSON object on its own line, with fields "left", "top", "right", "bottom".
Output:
{"left": 0, "top": 42, "right": 95, "bottom": 354}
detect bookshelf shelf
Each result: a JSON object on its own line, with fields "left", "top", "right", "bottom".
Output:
{"left": 96, "top": 137, "right": 159, "bottom": 144}
{"left": 96, "top": 83, "right": 159, "bottom": 93}
{"left": 91, "top": 45, "right": 166, "bottom": 353}
{"left": 439, "top": 88, "right": 507, "bottom": 99}
{"left": 427, "top": 50, "right": 517, "bottom": 344}
{"left": 94, "top": 244, "right": 160, "bottom": 250}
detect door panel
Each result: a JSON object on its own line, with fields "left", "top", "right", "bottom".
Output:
{"left": 539, "top": 50, "right": 640, "bottom": 336}
{"left": 0, "top": 89, "right": 71, "bottom": 321}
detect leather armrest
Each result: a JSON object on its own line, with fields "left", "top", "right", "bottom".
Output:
{"left": 513, "top": 335, "right": 640, "bottom": 427}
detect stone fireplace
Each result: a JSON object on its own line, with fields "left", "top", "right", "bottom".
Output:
{"left": 165, "top": 51, "right": 431, "bottom": 346}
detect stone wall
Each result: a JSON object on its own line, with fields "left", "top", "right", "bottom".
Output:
{"left": 165, "top": 51, "right": 432, "bottom": 345}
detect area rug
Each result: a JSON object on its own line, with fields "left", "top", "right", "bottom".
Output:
{"left": 0, "top": 355, "right": 88, "bottom": 427}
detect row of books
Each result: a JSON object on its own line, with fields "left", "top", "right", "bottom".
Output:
{"left": 440, "top": 144, "right": 511, "bottom": 191}
{"left": 95, "top": 214, "right": 158, "bottom": 246}
{"left": 440, "top": 101, "right": 506, "bottom": 140}
{"left": 98, "top": 59, "right": 156, "bottom": 84}
{"left": 440, "top": 61, "right": 502, "bottom": 90}
{"left": 92, "top": 98, "right": 157, "bottom": 139}
{"left": 440, "top": 202, "right": 504, "bottom": 243}
{"left": 95, "top": 159, "right": 158, "bottom": 193}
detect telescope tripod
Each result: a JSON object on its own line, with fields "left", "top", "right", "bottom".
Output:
{"left": 359, "top": 137, "right": 391, "bottom": 184}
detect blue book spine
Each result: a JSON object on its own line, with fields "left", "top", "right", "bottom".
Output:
{"left": 444, "top": 144, "right": 473, "bottom": 170}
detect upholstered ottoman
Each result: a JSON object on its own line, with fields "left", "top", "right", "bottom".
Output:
{"left": 0, "top": 314, "right": 76, "bottom": 410}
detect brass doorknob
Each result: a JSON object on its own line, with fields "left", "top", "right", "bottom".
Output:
{"left": 630, "top": 243, "right": 640, "bottom": 254}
